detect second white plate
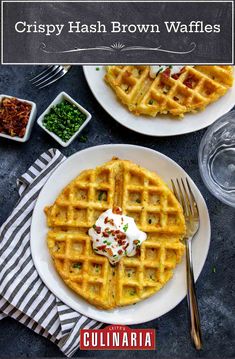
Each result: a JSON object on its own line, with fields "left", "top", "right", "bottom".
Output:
{"left": 83, "top": 66, "right": 235, "bottom": 137}
{"left": 31, "top": 144, "right": 210, "bottom": 324}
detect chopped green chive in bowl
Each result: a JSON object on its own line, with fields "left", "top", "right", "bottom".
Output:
{"left": 37, "top": 92, "right": 92, "bottom": 147}
{"left": 42, "top": 100, "right": 86, "bottom": 143}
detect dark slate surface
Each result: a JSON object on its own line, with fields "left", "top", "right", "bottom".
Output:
{"left": 0, "top": 65, "right": 234, "bottom": 358}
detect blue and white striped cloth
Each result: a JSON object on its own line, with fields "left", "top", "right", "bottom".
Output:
{"left": 0, "top": 148, "right": 102, "bottom": 356}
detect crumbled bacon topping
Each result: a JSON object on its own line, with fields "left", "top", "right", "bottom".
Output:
{"left": 97, "top": 245, "right": 106, "bottom": 251}
{"left": 161, "top": 68, "right": 171, "bottom": 79}
{"left": 107, "top": 248, "right": 113, "bottom": 256}
{"left": 183, "top": 76, "right": 194, "bottom": 89}
{"left": 0, "top": 97, "right": 32, "bottom": 138}
{"left": 94, "top": 226, "right": 101, "bottom": 234}
{"left": 116, "top": 233, "right": 126, "bottom": 240}
{"left": 113, "top": 207, "right": 122, "bottom": 215}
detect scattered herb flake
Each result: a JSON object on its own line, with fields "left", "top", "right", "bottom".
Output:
{"left": 96, "top": 67, "right": 100, "bottom": 71}
{"left": 73, "top": 263, "right": 82, "bottom": 269}
{"left": 157, "top": 67, "right": 164, "bottom": 74}
{"left": 98, "top": 191, "right": 106, "bottom": 201}
{"left": 123, "top": 223, "right": 129, "bottom": 232}
{"left": 212, "top": 266, "right": 216, "bottom": 273}
{"left": 79, "top": 135, "right": 88, "bottom": 143}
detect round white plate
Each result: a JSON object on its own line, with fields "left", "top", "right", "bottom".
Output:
{"left": 31, "top": 144, "right": 210, "bottom": 324}
{"left": 83, "top": 66, "right": 235, "bottom": 137}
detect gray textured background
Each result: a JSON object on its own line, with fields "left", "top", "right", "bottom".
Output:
{"left": 2, "top": 1, "right": 233, "bottom": 64}
{"left": 0, "top": 65, "right": 235, "bottom": 357}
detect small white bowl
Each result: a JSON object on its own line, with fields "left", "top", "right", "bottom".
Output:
{"left": 37, "top": 92, "right": 92, "bottom": 147}
{"left": 0, "top": 94, "right": 37, "bottom": 142}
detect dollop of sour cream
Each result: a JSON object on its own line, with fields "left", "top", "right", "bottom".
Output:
{"left": 88, "top": 208, "right": 147, "bottom": 265}
{"left": 149, "top": 65, "right": 194, "bottom": 78}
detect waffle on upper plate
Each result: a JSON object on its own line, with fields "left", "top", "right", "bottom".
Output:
{"left": 105, "top": 65, "right": 233, "bottom": 118}
{"left": 45, "top": 158, "right": 186, "bottom": 309}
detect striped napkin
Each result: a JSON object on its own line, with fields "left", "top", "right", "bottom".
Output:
{"left": 0, "top": 148, "right": 103, "bottom": 356}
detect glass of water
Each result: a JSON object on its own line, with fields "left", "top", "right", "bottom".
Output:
{"left": 198, "top": 110, "right": 235, "bottom": 207}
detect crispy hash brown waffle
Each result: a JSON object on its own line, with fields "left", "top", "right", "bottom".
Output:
{"left": 105, "top": 65, "right": 233, "bottom": 117}
{"left": 45, "top": 159, "right": 186, "bottom": 309}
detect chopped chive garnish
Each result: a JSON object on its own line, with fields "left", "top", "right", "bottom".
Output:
{"left": 123, "top": 223, "right": 128, "bottom": 232}
{"left": 73, "top": 263, "right": 82, "bottom": 269}
{"left": 79, "top": 135, "right": 88, "bottom": 143}
{"left": 130, "top": 289, "right": 135, "bottom": 296}
{"left": 157, "top": 67, "right": 164, "bottom": 74}
{"left": 98, "top": 191, "right": 106, "bottom": 201}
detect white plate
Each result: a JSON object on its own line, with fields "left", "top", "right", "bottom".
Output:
{"left": 31, "top": 144, "right": 210, "bottom": 324}
{"left": 83, "top": 66, "right": 235, "bottom": 137}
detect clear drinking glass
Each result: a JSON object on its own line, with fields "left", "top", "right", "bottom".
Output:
{"left": 198, "top": 110, "right": 235, "bottom": 207}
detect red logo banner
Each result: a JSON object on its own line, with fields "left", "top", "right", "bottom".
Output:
{"left": 80, "top": 325, "right": 156, "bottom": 350}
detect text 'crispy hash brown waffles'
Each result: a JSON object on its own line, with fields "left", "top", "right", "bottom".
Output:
{"left": 45, "top": 158, "right": 186, "bottom": 310}
{"left": 104, "top": 65, "right": 234, "bottom": 118}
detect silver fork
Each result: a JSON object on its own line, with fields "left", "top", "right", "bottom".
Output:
{"left": 171, "top": 178, "right": 202, "bottom": 350}
{"left": 29, "top": 65, "right": 71, "bottom": 89}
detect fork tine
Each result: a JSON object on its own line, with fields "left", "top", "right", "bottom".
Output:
{"left": 186, "top": 178, "right": 199, "bottom": 217}
{"left": 30, "top": 65, "right": 57, "bottom": 83}
{"left": 181, "top": 178, "right": 193, "bottom": 216}
{"left": 31, "top": 66, "right": 59, "bottom": 85}
{"left": 177, "top": 179, "right": 188, "bottom": 215}
{"left": 172, "top": 179, "right": 184, "bottom": 211}
{"left": 35, "top": 66, "right": 63, "bottom": 87}
{"left": 171, "top": 179, "right": 178, "bottom": 198}
{"left": 171, "top": 179, "right": 181, "bottom": 205}
{"left": 33, "top": 66, "right": 61, "bottom": 86}
{"left": 38, "top": 69, "right": 67, "bottom": 89}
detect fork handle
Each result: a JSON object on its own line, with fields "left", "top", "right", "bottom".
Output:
{"left": 186, "top": 238, "right": 202, "bottom": 350}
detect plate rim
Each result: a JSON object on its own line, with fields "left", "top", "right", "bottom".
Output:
{"left": 30, "top": 144, "right": 211, "bottom": 324}
{"left": 83, "top": 65, "right": 235, "bottom": 137}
